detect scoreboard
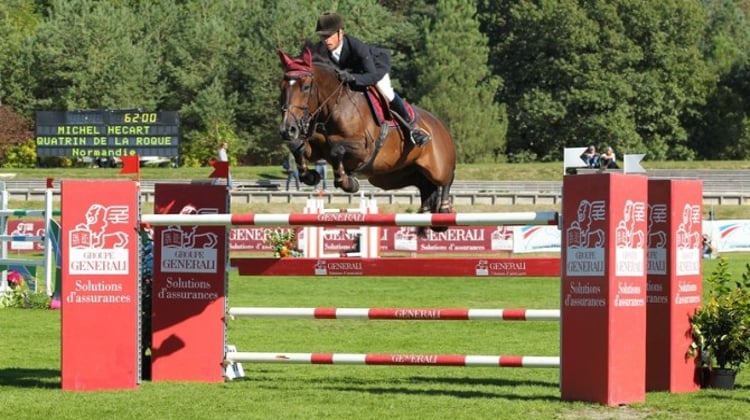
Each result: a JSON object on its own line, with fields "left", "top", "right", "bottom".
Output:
{"left": 35, "top": 110, "right": 180, "bottom": 158}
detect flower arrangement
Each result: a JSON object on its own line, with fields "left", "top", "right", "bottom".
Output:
{"left": 267, "top": 228, "right": 303, "bottom": 258}
{"left": 0, "top": 271, "right": 50, "bottom": 309}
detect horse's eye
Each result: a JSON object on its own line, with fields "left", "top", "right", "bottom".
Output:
{"left": 301, "top": 83, "right": 311, "bottom": 92}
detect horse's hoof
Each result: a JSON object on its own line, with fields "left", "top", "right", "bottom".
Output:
{"left": 430, "top": 226, "right": 448, "bottom": 233}
{"left": 301, "top": 171, "right": 321, "bottom": 186}
{"left": 347, "top": 177, "right": 360, "bottom": 193}
{"left": 336, "top": 177, "right": 360, "bottom": 193}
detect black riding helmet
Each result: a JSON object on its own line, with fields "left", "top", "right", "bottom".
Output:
{"left": 316, "top": 12, "right": 343, "bottom": 37}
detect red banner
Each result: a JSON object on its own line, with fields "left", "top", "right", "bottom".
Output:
{"left": 151, "top": 184, "right": 228, "bottom": 383}
{"left": 60, "top": 180, "right": 139, "bottom": 390}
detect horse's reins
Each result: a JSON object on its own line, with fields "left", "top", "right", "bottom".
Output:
{"left": 283, "top": 71, "right": 345, "bottom": 142}
{"left": 283, "top": 68, "right": 385, "bottom": 172}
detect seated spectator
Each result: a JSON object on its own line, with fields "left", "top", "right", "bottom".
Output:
{"left": 600, "top": 146, "right": 619, "bottom": 169}
{"left": 580, "top": 145, "right": 599, "bottom": 168}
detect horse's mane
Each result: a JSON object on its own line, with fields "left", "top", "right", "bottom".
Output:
{"left": 303, "top": 40, "right": 339, "bottom": 81}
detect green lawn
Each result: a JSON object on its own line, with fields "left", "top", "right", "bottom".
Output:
{"left": 1, "top": 162, "right": 750, "bottom": 418}
{"left": 1, "top": 257, "right": 749, "bottom": 419}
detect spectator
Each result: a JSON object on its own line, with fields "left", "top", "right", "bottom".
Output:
{"left": 315, "top": 159, "right": 327, "bottom": 190}
{"left": 212, "top": 142, "right": 233, "bottom": 189}
{"left": 284, "top": 153, "right": 300, "bottom": 191}
{"left": 702, "top": 234, "right": 716, "bottom": 259}
{"left": 600, "top": 146, "right": 619, "bottom": 169}
{"left": 580, "top": 145, "right": 599, "bottom": 168}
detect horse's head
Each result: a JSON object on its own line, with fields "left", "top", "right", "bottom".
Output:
{"left": 277, "top": 46, "right": 343, "bottom": 151}
{"left": 277, "top": 47, "right": 317, "bottom": 150}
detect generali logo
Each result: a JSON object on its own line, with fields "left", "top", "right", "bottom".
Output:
{"left": 564, "top": 199, "right": 606, "bottom": 277}
{"left": 68, "top": 204, "right": 130, "bottom": 274}
{"left": 160, "top": 204, "right": 220, "bottom": 273}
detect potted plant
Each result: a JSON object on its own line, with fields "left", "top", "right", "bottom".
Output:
{"left": 689, "top": 257, "right": 750, "bottom": 390}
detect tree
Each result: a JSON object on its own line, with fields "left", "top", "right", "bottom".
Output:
{"left": 156, "top": 0, "right": 242, "bottom": 165}
{"left": 685, "top": 0, "right": 750, "bottom": 159}
{"left": 26, "top": 0, "right": 164, "bottom": 111}
{"left": 480, "top": 0, "right": 713, "bottom": 161}
{"left": 0, "top": 0, "right": 41, "bottom": 109}
{"left": 414, "top": 0, "right": 505, "bottom": 163}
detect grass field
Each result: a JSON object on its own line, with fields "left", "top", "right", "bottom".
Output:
{"left": 1, "top": 162, "right": 749, "bottom": 418}
{"left": 1, "top": 257, "right": 749, "bottom": 419}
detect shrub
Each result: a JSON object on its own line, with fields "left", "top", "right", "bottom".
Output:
{"left": 690, "top": 257, "right": 750, "bottom": 371}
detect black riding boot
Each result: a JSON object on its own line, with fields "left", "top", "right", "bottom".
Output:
{"left": 389, "top": 94, "right": 431, "bottom": 146}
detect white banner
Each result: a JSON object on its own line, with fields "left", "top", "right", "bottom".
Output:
{"left": 512, "top": 226, "right": 562, "bottom": 253}
{"left": 704, "top": 220, "right": 750, "bottom": 253}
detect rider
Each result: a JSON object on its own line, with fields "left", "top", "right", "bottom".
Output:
{"left": 312, "top": 11, "right": 431, "bottom": 147}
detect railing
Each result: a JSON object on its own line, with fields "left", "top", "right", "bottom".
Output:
{"left": 3, "top": 171, "right": 750, "bottom": 205}
{"left": 3, "top": 185, "right": 748, "bottom": 207}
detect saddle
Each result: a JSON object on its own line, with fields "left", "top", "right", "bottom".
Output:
{"left": 365, "top": 86, "right": 416, "bottom": 127}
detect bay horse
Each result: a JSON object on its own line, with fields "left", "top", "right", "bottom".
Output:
{"left": 277, "top": 46, "right": 456, "bottom": 232}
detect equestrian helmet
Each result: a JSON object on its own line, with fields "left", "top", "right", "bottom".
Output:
{"left": 316, "top": 12, "right": 343, "bottom": 37}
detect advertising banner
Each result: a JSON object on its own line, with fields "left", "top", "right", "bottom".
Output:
{"left": 706, "top": 219, "right": 750, "bottom": 252}
{"left": 6, "top": 220, "right": 46, "bottom": 252}
{"left": 512, "top": 225, "right": 562, "bottom": 253}
{"left": 60, "top": 180, "right": 139, "bottom": 390}
{"left": 561, "top": 173, "right": 647, "bottom": 406}
{"left": 151, "top": 184, "right": 227, "bottom": 382}
{"left": 229, "top": 226, "right": 518, "bottom": 254}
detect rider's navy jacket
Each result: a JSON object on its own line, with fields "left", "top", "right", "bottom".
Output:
{"left": 313, "top": 34, "right": 391, "bottom": 88}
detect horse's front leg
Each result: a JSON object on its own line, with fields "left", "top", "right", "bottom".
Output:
{"left": 330, "top": 143, "right": 360, "bottom": 193}
{"left": 290, "top": 142, "right": 321, "bottom": 186}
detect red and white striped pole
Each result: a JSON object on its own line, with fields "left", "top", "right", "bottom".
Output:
{"left": 226, "top": 352, "right": 560, "bottom": 368}
{"left": 142, "top": 211, "right": 559, "bottom": 227}
{"left": 228, "top": 307, "right": 560, "bottom": 321}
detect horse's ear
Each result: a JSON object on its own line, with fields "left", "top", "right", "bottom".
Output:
{"left": 277, "top": 49, "right": 294, "bottom": 70}
{"left": 302, "top": 47, "right": 312, "bottom": 68}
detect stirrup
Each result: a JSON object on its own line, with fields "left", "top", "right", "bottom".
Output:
{"left": 410, "top": 128, "right": 431, "bottom": 147}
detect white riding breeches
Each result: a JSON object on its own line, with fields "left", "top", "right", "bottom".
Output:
{"left": 376, "top": 73, "right": 395, "bottom": 102}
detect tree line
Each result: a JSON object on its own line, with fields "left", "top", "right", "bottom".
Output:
{"left": 1, "top": 0, "right": 749, "bottom": 167}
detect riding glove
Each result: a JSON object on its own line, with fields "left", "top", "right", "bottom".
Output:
{"left": 336, "top": 69, "right": 356, "bottom": 83}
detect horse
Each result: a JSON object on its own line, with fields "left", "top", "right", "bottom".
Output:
{"left": 277, "top": 45, "right": 456, "bottom": 232}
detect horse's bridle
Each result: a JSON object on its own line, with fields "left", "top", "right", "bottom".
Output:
{"left": 280, "top": 71, "right": 345, "bottom": 149}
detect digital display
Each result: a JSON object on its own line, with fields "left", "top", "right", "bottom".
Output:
{"left": 35, "top": 110, "right": 180, "bottom": 158}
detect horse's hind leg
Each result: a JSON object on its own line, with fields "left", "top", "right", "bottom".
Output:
{"left": 415, "top": 177, "right": 448, "bottom": 235}
{"left": 438, "top": 173, "right": 454, "bottom": 214}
